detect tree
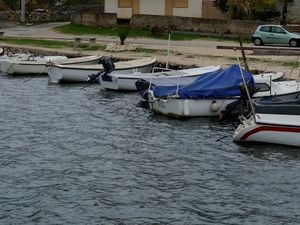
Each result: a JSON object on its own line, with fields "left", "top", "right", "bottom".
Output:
{"left": 2, "top": 0, "right": 19, "bottom": 10}
{"left": 213, "top": 0, "right": 229, "bottom": 13}
{"left": 214, "top": 0, "right": 280, "bottom": 20}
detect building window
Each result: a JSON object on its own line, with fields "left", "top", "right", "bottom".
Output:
{"left": 119, "top": 0, "right": 132, "bottom": 8}
{"left": 174, "top": 0, "right": 188, "bottom": 8}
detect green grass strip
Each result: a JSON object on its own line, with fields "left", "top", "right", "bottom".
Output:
{"left": 0, "top": 37, "right": 106, "bottom": 51}
{"left": 56, "top": 24, "right": 249, "bottom": 42}
{"left": 0, "top": 37, "right": 74, "bottom": 48}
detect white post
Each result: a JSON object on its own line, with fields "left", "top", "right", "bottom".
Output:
{"left": 166, "top": 33, "right": 171, "bottom": 69}
{"left": 21, "top": 0, "right": 25, "bottom": 23}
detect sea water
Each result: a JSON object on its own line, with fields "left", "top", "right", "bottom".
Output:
{"left": 0, "top": 74, "right": 299, "bottom": 224}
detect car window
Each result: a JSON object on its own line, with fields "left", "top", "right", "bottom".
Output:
{"left": 271, "top": 26, "right": 286, "bottom": 34}
{"left": 259, "top": 26, "right": 271, "bottom": 32}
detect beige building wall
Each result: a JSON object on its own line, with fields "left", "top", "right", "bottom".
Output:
{"left": 104, "top": 0, "right": 117, "bottom": 14}
{"left": 201, "top": 0, "right": 225, "bottom": 19}
{"left": 140, "top": 0, "right": 165, "bottom": 16}
{"left": 104, "top": 0, "right": 223, "bottom": 19}
{"left": 173, "top": 0, "right": 202, "bottom": 18}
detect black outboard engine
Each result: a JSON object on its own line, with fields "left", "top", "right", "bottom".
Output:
{"left": 239, "top": 82, "right": 256, "bottom": 105}
{"left": 100, "top": 57, "right": 115, "bottom": 73}
{"left": 218, "top": 82, "right": 257, "bottom": 123}
{"left": 87, "top": 57, "right": 115, "bottom": 82}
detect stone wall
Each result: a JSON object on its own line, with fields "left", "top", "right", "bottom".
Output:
{"left": 70, "top": 12, "right": 277, "bottom": 37}
{"left": 71, "top": 12, "right": 117, "bottom": 28}
{"left": 131, "top": 15, "right": 275, "bottom": 36}
{"left": 0, "top": 10, "right": 70, "bottom": 23}
{"left": 0, "top": 4, "right": 104, "bottom": 23}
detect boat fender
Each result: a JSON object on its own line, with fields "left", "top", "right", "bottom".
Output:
{"left": 148, "top": 90, "right": 155, "bottom": 102}
{"left": 184, "top": 100, "right": 190, "bottom": 116}
{"left": 210, "top": 100, "right": 220, "bottom": 112}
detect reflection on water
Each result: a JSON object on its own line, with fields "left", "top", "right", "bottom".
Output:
{"left": 0, "top": 73, "right": 299, "bottom": 225}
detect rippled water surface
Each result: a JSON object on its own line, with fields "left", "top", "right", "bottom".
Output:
{"left": 0, "top": 74, "right": 300, "bottom": 225}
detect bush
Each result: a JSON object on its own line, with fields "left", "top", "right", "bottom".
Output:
{"left": 118, "top": 25, "right": 131, "bottom": 45}
{"left": 252, "top": 6, "right": 280, "bottom": 21}
{"left": 150, "top": 26, "right": 164, "bottom": 36}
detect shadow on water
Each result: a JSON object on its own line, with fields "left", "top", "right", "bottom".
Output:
{"left": 237, "top": 142, "right": 300, "bottom": 160}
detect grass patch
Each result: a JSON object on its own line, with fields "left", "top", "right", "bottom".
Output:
{"left": 0, "top": 37, "right": 74, "bottom": 48}
{"left": 0, "top": 37, "right": 107, "bottom": 51}
{"left": 56, "top": 24, "right": 249, "bottom": 42}
{"left": 56, "top": 24, "right": 152, "bottom": 38}
{"left": 133, "top": 47, "right": 165, "bottom": 54}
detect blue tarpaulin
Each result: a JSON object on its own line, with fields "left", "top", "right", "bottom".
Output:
{"left": 150, "top": 65, "right": 256, "bottom": 99}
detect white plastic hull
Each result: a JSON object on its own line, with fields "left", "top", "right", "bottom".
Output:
{"left": 149, "top": 98, "right": 237, "bottom": 117}
{"left": 48, "top": 57, "right": 157, "bottom": 83}
{"left": 1, "top": 55, "right": 102, "bottom": 75}
{"left": 233, "top": 114, "right": 300, "bottom": 147}
{"left": 148, "top": 78, "right": 300, "bottom": 117}
{"left": 99, "top": 65, "right": 222, "bottom": 91}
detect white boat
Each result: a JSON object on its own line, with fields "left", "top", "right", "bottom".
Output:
{"left": 0, "top": 55, "right": 102, "bottom": 75}
{"left": 253, "top": 71, "right": 284, "bottom": 81}
{"left": 233, "top": 97, "right": 300, "bottom": 147}
{"left": 99, "top": 65, "right": 222, "bottom": 91}
{"left": 48, "top": 57, "right": 157, "bottom": 83}
{"left": 135, "top": 71, "right": 285, "bottom": 99}
{"left": 146, "top": 65, "right": 300, "bottom": 117}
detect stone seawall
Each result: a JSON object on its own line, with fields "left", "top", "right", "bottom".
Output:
{"left": 0, "top": 4, "right": 104, "bottom": 23}
{"left": 70, "top": 12, "right": 117, "bottom": 28}
{"left": 70, "top": 12, "right": 277, "bottom": 37}
{"left": 131, "top": 15, "right": 276, "bottom": 37}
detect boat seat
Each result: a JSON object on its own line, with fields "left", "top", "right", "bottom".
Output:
{"left": 254, "top": 97, "right": 300, "bottom": 105}
{"left": 253, "top": 98, "right": 300, "bottom": 115}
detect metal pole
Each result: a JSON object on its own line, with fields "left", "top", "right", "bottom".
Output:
{"left": 236, "top": 52, "right": 256, "bottom": 122}
{"left": 166, "top": 33, "right": 171, "bottom": 69}
{"left": 21, "top": 0, "right": 25, "bottom": 23}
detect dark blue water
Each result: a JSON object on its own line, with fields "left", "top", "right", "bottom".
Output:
{"left": 0, "top": 74, "right": 299, "bottom": 225}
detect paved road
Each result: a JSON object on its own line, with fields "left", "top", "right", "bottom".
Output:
{"left": 0, "top": 22, "right": 238, "bottom": 50}
{"left": 1, "top": 21, "right": 299, "bottom": 78}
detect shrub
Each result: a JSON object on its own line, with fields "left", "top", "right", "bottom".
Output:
{"left": 118, "top": 25, "right": 131, "bottom": 45}
{"left": 150, "top": 26, "right": 164, "bottom": 36}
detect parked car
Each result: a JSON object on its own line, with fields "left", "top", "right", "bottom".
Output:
{"left": 251, "top": 25, "right": 300, "bottom": 47}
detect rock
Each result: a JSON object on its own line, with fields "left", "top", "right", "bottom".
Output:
{"left": 105, "top": 43, "right": 136, "bottom": 52}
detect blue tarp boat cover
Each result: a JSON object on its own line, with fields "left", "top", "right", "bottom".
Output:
{"left": 150, "top": 65, "right": 256, "bottom": 99}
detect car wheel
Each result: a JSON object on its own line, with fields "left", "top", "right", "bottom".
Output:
{"left": 289, "top": 39, "right": 298, "bottom": 47}
{"left": 253, "top": 38, "right": 263, "bottom": 46}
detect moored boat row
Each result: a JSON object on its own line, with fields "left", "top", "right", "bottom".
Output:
{"left": 1, "top": 52, "right": 299, "bottom": 147}
{"left": 0, "top": 54, "right": 102, "bottom": 75}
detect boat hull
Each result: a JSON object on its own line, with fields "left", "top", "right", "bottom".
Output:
{"left": 1, "top": 55, "right": 102, "bottom": 75}
{"left": 99, "top": 65, "right": 222, "bottom": 91}
{"left": 149, "top": 98, "right": 237, "bottom": 117}
{"left": 233, "top": 114, "right": 300, "bottom": 147}
{"left": 48, "top": 57, "right": 157, "bottom": 83}
{"left": 148, "top": 79, "right": 300, "bottom": 117}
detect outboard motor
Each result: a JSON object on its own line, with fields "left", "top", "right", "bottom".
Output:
{"left": 87, "top": 57, "right": 115, "bottom": 82}
{"left": 218, "top": 83, "right": 257, "bottom": 124}
{"left": 100, "top": 57, "right": 115, "bottom": 73}
{"left": 239, "top": 82, "right": 256, "bottom": 105}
